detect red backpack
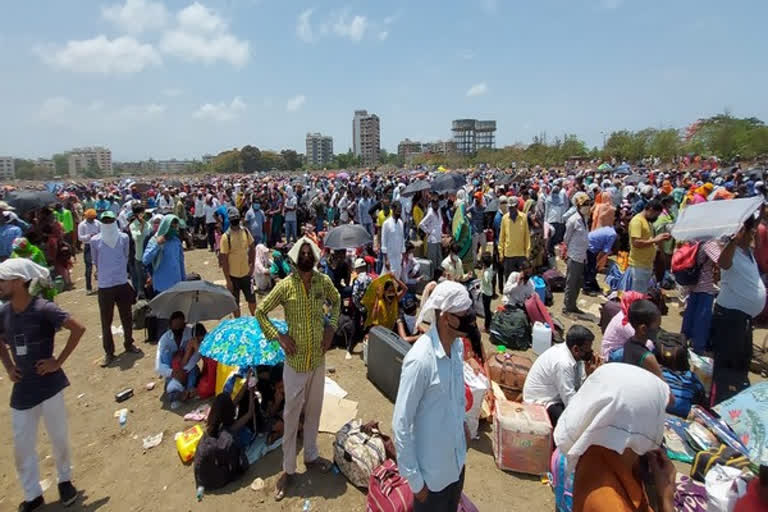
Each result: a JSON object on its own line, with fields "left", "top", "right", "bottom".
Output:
{"left": 366, "top": 460, "right": 414, "bottom": 512}
{"left": 672, "top": 243, "right": 702, "bottom": 286}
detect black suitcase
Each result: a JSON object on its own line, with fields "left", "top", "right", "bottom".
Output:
{"left": 366, "top": 326, "right": 411, "bottom": 402}
{"left": 146, "top": 316, "right": 160, "bottom": 343}
{"left": 193, "top": 234, "right": 208, "bottom": 249}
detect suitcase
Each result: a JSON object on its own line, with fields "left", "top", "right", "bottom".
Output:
{"left": 542, "top": 269, "right": 565, "bottom": 292}
{"left": 411, "top": 257, "right": 433, "bottom": 295}
{"left": 492, "top": 399, "right": 552, "bottom": 475}
{"left": 193, "top": 233, "right": 208, "bottom": 249}
{"left": 486, "top": 352, "right": 532, "bottom": 401}
{"left": 367, "top": 326, "right": 411, "bottom": 402}
{"left": 466, "top": 278, "right": 485, "bottom": 318}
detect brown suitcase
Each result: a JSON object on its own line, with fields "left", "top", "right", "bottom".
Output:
{"left": 486, "top": 352, "right": 532, "bottom": 402}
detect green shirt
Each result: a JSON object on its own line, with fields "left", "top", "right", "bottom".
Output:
{"left": 129, "top": 219, "right": 152, "bottom": 261}
{"left": 55, "top": 209, "right": 74, "bottom": 234}
{"left": 255, "top": 271, "right": 340, "bottom": 373}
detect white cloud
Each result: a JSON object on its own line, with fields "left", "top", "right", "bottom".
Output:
{"left": 193, "top": 96, "right": 246, "bottom": 121}
{"left": 600, "top": 0, "right": 624, "bottom": 8}
{"left": 296, "top": 9, "right": 314, "bottom": 43}
{"left": 36, "top": 35, "right": 161, "bottom": 74}
{"left": 458, "top": 49, "right": 475, "bottom": 60}
{"left": 332, "top": 13, "right": 368, "bottom": 41}
{"left": 285, "top": 95, "right": 306, "bottom": 112}
{"left": 378, "top": 31, "right": 389, "bottom": 41}
{"left": 162, "top": 88, "right": 183, "bottom": 97}
{"left": 481, "top": 0, "right": 497, "bottom": 13}
{"left": 383, "top": 14, "right": 397, "bottom": 25}
{"left": 38, "top": 97, "right": 74, "bottom": 122}
{"left": 177, "top": 2, "right": 226, "bottom": 32}
{"left": 117, "top": 103, "right": 167, "bottom": 121}
{"left": 466, "top": 82, "right": 488, "bottom": 97}
{"left": 160, "top": 30, "right": 249, "bottom": 67}
{"left": 159, "top": 2, "right": 250, "bottom": 67}
{"left": 38, "top": 97, "right": 166, "bottom": 124}
{"left": 101, "top": 0, "right": 168, "bottom": 33}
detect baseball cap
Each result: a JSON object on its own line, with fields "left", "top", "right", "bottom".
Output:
{"left": 100, "top": 211, "right": 117, "bottom": 221}
{"left": 354, "top": 258, "right": 367, "bottom": 269}
{"left": 228, "top": 207, "right": 241, "bottom": 220}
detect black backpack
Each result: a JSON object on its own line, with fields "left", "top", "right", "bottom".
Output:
{"left": 490, "top": 306, "right": 531, "bottom": 350}
{"left": 193, "top": 430, "right": 248, "bottom": 490}
{"left": 333, "top": 314, "right": 355, "bottom": 349}
{"left": 654, "top": 329, "right": 689, "bottom": 372}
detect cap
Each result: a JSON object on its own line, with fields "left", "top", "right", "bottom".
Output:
{"left": 354, "top": 258, "right": 367, "bottom": 269}
{"left": 498, "top": 195, "right": 509, "bottom": 204}
{"left": 99, "top": 211, "right": 117, "bottom": 220}
{"left": 227, "top": 207, "right": 241, "bottom": 220}
{"left": 84, "top": 209, "right": 97, "bottom": 219}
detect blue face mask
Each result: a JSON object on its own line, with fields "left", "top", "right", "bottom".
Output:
{"left": 253, "top": 203, "right": 260, "bottom": 211}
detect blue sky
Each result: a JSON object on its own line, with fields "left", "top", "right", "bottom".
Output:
{"left": 1, "top": 0, "right": 767, "bottom": 161}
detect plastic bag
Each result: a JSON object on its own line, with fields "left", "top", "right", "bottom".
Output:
{"left": 686, "top": 421, "right": 718, "bottom": 452}
{"left": 463, "top": 362, "right": 489, "bottom": 439}
{"left": 704, "top": 465, "right": 749, "bottom": 512}
{"left": 664, "top": 416, "right": 695, "bottom": 463}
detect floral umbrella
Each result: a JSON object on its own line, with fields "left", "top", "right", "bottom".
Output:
{"left": 199, "top": 317, "right": 288, "bottom": 368}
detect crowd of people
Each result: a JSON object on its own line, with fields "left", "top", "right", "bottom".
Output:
{"left": 1, "top": 159, "right": 768, "bottom": 510}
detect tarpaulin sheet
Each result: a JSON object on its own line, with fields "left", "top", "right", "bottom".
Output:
{"left": 671, "top": 196, "right": 763, "bottom": 242}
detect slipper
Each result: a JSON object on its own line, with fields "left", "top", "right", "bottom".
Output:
{"left": 305, "top": 457, "right": 333, "bottom": 473}
{"left": 274, "top": 474, "right": 290, "bottom": 502}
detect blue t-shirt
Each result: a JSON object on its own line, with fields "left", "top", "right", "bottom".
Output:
{"left": 588, "top": 226, "right": 617, "bottom": 254}
{"left": 1, "top": 298, "right": 70, "bottom": 410}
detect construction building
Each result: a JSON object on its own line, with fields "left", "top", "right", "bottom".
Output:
{"left": 397, "top": 139, "right": 422, "bottom": 159}
{"left": 353, "top": 110, "right": 381, "bottom": 166}
{"left": 67, "top": 146, "right": 112, "bottom": 176}
{"left": 451, "top": 119, "right": 496, "bottom": 154}
{"left": 397, "top": 139, "right": 457, "bottom": 161}
{"left": 0, "top": 157, "right": 15, "bottom": 180}
{"left": 305, "top": 133, "right": 334, "bottom": 167}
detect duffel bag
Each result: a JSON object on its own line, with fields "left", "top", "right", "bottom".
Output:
{"left": 662, "top": 368, "right": 705, "bottom": 418}
{"left": 542, "top": 269, "right": 566, "bottom": 292}
{"left": 366, "top": 459, "right": 413, "bottom": 512}
{"left": 490, "top": 306, "right": 531, "bottom": 351}
{"left": 654, "top": 329, "right": 689, "bottom": 371}
{"left": 334, "top": 419, "right": 388, "bottom": 488}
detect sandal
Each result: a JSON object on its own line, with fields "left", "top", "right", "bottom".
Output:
{"left": 274, "top": 473, "right": 290, "bottom": 502}
{"left": 305, "top": 457, "right": 333, "bottom": 473}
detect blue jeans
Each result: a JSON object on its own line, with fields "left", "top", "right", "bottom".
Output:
{"left": 628, "top": 266, "right": 653, "bottom": 293}
{"left": 682, "top": 292, "right": 714, "bottom": 353}
{"left": 316, "top": 217, "right": 325, "bottom": 233}
{"left": 285, "top": 219, "right": 297, "bottom": 242}
{"left": 84, "top": 245, "right": 93, "bottom": 291}
{"left": 165, "top": 366, "right": 200, "bottom": 401}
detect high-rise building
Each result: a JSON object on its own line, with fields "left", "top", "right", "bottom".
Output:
{"left": 0, "top": 157, "right": 15, "bottom": 180}
{"left": 305, "top": 133, "right": 334, "bottom": 167}
{"left": 67, "top": 146, "right": 112, "bottom": 177}
{"left": 353, "top": 110, "right": 381, "bottom": 166}
{"left": 397, "top": 139, "right": 422, "bottom": 159}
{"left": 451, "top": 119, "right": 496, "bottom": 154}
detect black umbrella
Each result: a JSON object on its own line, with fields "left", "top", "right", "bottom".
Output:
{"left": 431, "top": 173, "right": 466, "bottom": 193}
{"left": 324, "top": 224, "right": 372, "bottom": 249}
{"left": 624, "top": 174, "right": 642, "bottom": 185}
{"left": 5, "top": 191, "right": 59, "bottom": 214}
{"left": 401, "top": 180, "right": 431, "bottom": 197}
{"left": 613, "top": 167, "right": 631, "bottom": 176}
{"left": 495, "top": 173, "right": 515, "bottom": 186}
{"left": 485, "top": 199, "right": 499, "bottom": 213}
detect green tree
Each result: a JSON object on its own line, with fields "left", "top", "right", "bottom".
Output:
{"left": 333, "top": 150, "right": 361, "bottom": 169}
{"left": 280, "top": 149, "right": 302, "bottom": 170}
{"left": 211, "top": 150, "right": 242, "bottom": 174}
{"left": 82, "top": 158, "right": 103, "bottom": 178}
{"left": 240, "top": 145, "right": 262, "bottom": 172}
{"left": 53, "top": 153, "right": 69, "bottom": 175}
{"left": 648, "top": 129, "right": 681, "bottom": 162}
{"left": 259, "top": 150, "right": 284, "bottom": 171}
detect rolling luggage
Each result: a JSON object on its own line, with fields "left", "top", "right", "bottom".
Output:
{"left": 411, "top": 257, "right": 433, "bottom": 295}
{"left": 367, "top": 326, "right": 411, "bottom": 402}
{"left": 493, "top": 400, "right": 552, "bottom": 475}
{"left": 542, "top": 269, "right": 566, "bottom": 292}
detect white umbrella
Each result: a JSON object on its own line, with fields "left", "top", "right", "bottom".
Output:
{"left": 671, "top": 196, "right": 763, "bottom": 242}
{"left": 148, "top": 280, "right": 237, "bottom": 322}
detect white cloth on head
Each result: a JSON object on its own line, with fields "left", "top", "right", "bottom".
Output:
{"left": 415, "top": 280, "right": 473, "bottom": 326}
{"left": 0, "top": 258, "right": 50, "bottom": 282}
{"left": 100, "top": 222, "right": 120, "bottom": 248}
{"left": 553, "top": 363, "right": 670, "bottom": 472}
{"left": 287, "top": 236, "right": 321, "bottom": 265}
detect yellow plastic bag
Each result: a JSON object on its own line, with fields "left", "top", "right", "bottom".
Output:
{"left": 214, "top": 362, "right": 244, "bottom": 397}
{"left": 176, "top": 424, "right": 204, "bottom": 463}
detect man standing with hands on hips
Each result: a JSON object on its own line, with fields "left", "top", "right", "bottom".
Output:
{"left": 393, "top": 280, "right": 474, "bottom": 511}
{"left": 0, "top": 259, "right": 86, "bottom": 511}
{"left": 255, "top": 236, "right": 340, "bottom": 501}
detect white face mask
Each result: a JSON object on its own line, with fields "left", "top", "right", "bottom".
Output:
{"left": 500, "top": 204, "right": 509, "bottom": 214}
{"left": 579, "top": 205, "right": 591, "bottom": 217}
{"left": 100, "top": 222, "right": 120, "bottom": 248}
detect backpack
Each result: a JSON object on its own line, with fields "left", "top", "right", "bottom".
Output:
{"left": 672, "top": 243, "right": 702, "bottom": 286}
{"left": 662, "top": 369, "right": 706, "bottom": 418}
{"left": 490, "top": 306, "right": 531, "bottom": 350}
{"left": 365, "top": 460, "right": 414, "bottom": 512}
{"left": 334, "top": 419, "right": 388, "bottom": 488}
{"left": 542, "top": 269, "right": 566, "bottom": 292}
{"left": 655, "top": 329, "right": 689, "bottom": 371}
{"left": 333, "top": 314, "right": 355, "bottom": 349}
{"left": 193, "top": 430, "right": 248, "bottom": 490}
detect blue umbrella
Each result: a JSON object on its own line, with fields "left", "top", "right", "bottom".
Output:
{"left": 199, "top": 317, "right": 288, "bottom": 367}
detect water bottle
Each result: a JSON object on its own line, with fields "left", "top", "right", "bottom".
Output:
{"left": 302, "top": 499, "right": 311, "bottom": 511}
{"left": 118, "top": 409, "right": 127, "bottom": 428}
{"left": 196, "top": 486, "right": 204, "bottom": 501}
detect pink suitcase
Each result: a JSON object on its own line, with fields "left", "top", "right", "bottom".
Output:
{"left": 492, "top": 399, "right": 552, "bottom": 475}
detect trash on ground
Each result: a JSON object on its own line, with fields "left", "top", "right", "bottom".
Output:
{"left": 143, "top": 432, "right": 164, "bottom": 449}
{"left": 145, "top": 381, "right": 156, "bottom": 391}
{"left": 184, "top": 404, "right": 210, "bottom": 422}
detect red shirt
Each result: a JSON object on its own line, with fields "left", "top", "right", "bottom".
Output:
{"left": 756, "top": 223, "right": 768, "bottom": 275}
{"left": 734, "top": 479, "right": 768, "bottom": 512}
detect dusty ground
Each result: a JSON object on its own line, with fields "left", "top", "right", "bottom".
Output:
{"left": 0, "top": 249, "right": 764, "bottom": 512}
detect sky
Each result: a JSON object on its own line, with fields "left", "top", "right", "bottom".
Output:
{"left": 1, "top": 0, "right": 767, "bottom": 161}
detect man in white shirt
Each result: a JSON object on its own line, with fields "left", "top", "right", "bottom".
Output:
{"left": 562, "top": 192, "right": 591, "bottom": 316}
{"left": 393, "top": 281, "right": 475, "bottom": 511}
{"left": 77, "top": 209, "right": 100, "bottom": 295}
{"left": 381, "top": 202, "right": 406, "bottom": 280}
{"left": 419, "top": 197, "right": 443, "bottom": 275}
{"left": 203, "top": 195, "right": 219, "bottom": 252}
{"left": 523, "top": 325, "right": 596, "bottom": 427}
{"left": 193, "top": 192, "right": 206, "bottom": 235}
{"left": 157, "top": 189, "right": 174, "bottom": 211}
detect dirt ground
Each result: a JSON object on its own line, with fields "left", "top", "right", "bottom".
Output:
{"left": 0, "top": 249, "right": 764, "bottom": 512}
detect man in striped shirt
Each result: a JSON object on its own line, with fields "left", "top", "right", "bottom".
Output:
{"left": 255, "top": 237, "right": 340, "bottom": 501}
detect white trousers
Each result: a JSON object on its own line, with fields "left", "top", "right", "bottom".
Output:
{"left": 282, "top": 362, "right": 325, "bottom": 474}
{"left": 12, "top": 391, "right": 72, "bottom": 501}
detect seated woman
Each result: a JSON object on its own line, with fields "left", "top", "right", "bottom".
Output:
{"left": 502, "top": 261, "right": 534, "bottom": 307}
{"left": 601, "top": 291, "right": 653, "bottom": 360}
{"left": 256, "top": 364, "right": 286, "bottom": 444}
{"left": 396, "top": 295, "right": 424, "bottom": 343}
{"left": 553, "top": 363, "right": 676, "bottom": 512}
{"left": 363, "top": 275, "right": 407, "bottom": 331}
{"left": 270, "top": 248, "right": 292, "bottom": 281}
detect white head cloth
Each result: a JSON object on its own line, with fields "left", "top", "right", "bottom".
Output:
{"left": 415, "top": 280, "right": 472, "bottom": 326}
{"left": 0, "top": 259, "right": 50, "bottom": 282}
{"left": 288, "top": 236, "right": 322, "bottom": 265}
{"left": 553, "top": 363, "right": 670, "bottom": 472}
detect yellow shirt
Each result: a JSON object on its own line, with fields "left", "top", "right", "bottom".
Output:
{"left": 628, "top": 213, "right": 655, "bottom": 269}
{"left": 498, "top": 211, "right": 530, "bottom": 259}
{"left": 377, "top": 209, "right": 391, "bottom": 228}
{"left": 412, "top": 205, "right": 424, "bottom": 228}
{"left": 219, "top": 228, "right": 253, "bottom": 278}
{"left": 255, "top": 271, "right": 340, "bottom": 372}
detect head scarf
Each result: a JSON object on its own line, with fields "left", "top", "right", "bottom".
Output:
{"left": 85, "top": 209, "right": 97, "bottom": 220}
{"left": 156, "top": 214, "right": 180, "bottom": 238}
{"left": 287, "top": 236, "right": 321, "bottom": 265}
{"left": 0, "top": 258, "right": 50, "bottom": 282}
{"left": 553, "top": 363, "right": 670, "bottom": 472}
{"left": 620, "top": 291, "right": 647, "bottom": 325}
{"left": 12, "top": 237, "right": 31, "bottom": 255}
{"left": 572, "top": 192, "right": 590, "bottom": 207}
{"left": 415, "top": 280, "right": 473, "bottom": 326}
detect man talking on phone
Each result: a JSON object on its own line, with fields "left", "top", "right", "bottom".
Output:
{"left": 0, "top": 259, "right": 86, "bottom": 511}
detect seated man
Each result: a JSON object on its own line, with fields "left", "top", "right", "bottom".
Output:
{"left": 522, "top": 325, "right": 598, "bottom": 428}
{"left": 441, "top": 242, "right": 470, "bottom": 282}
{"left": 155, "top": 312, "right": 205, "bottom": 405}
{"left": 621, "top": 299, "right": 664, "bottom": 380}
{"left": 397, "top": 295, "right": 424, "bottom": 344}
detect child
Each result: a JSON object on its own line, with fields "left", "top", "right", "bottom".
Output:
{"left": 480, "top": 252, "right": 495, "bottom": 333}
{"left": 622, "top": 299, "right": 664, "bottom": 380}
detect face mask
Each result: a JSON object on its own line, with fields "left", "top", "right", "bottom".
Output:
{"left": 454, "top": 313, "right": 477, "bottom": 336}
{"left": 230, "top": 219, "right": 240, "bottom": 228}
{"left": 253, "top": 203, "right": 260, "bottom": 211}
{"left": 579, "top": 206, "right": 591, "bottom": 217}
{"left": 297, "top": 255, "right": 315, "bottom": 272}
{"left": 166, "top": 228, "right": 178, "bottom": 238}
{"left": 646, "top": 326, "right": 660, "bottom": 342}
{"left": 646, "top": 215, "right": 658, "bottom": 224}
